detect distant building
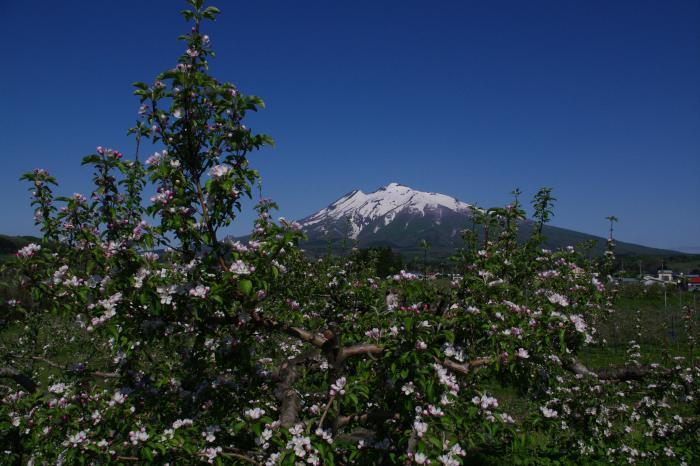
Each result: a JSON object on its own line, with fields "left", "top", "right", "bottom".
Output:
{"left": 642, "top": 269, "right": 677, "bottom": 287}
{"left": 618, "top": 277, "right": 639, "bottom": 285}
{"left": 688, "top": 276, "right": 700, "bottom": 291}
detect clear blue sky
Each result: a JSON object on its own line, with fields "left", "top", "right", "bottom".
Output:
{"left": 1, "top": 0, "right": 698, "bottom": 251}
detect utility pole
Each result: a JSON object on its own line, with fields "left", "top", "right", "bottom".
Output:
{"left": 606, "top": 215, "right": 618, "bottom": 241}
{"left": 680, "top": 285, "right": 684, "bottom": 349}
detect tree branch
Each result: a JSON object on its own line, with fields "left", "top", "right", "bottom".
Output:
{"left": 219, "top": 450, "right": 260, "bottom": 465}
{"left": 566, "top": 358, "right": 599, "bottom": 378}
{"left": 332, "top": 409, "right": 393, "bottom": 431}
{"left": 273, "top": 352, "right": 317, "bottom": 428}
{"left": 249, "top": 310, "right": 327, "bottom": 348}
{"left": 31, "top": 356, "right": 119, "bottom": 379}
{"left": 335, "top": 344, "right": 383, "bottom": 366}
{"left": 335, "top": 428, "right": 376, "bottom": 444}
{"left": 0, "top": 367, "right": 37, "bottom": 392}
{"left": 435, "top": 356, "right": 492, "bottom": 376}
{"left": 566, "top": 357, "right": 671, "bottom": 382}
{"left": 318, "top": 393, "right": 336, "bottom": 429}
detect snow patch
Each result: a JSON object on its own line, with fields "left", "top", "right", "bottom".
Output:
{"left": 299, "top": 183, "right": 473, "bottom": 238}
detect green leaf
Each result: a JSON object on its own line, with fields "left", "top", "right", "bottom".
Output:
{"left": 238, "top": 279, "right": 253, "bottom": 296}
{"left": 202, "top": 6, "right": 220, "bottom": 19}
{"left": 81, "top": 155, "right": 101, "bottom": 165}
{"left": 559, "top": 328, "right": 566, "bottom": 354}
{"left": 428, "top": 435, "right": 442, "bottom": 449}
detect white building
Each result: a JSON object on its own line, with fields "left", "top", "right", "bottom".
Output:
{"left": 642, "top": 269, "right": 677, "bottom": 287}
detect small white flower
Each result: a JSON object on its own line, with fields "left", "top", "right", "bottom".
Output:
{"left": 230, "top": 260, "right": 253, "bottom": 275}
{"left": 189, "top": 285, "right": 210, "bottom": 299}
{"left": 330, "top": 377, "right": 346, "bottom": 396}
{"left": 67, "top": 430, "right": 88, "bottom": 447}
{"left": 547, "top": 292, "right": 569, "bottom": 307}
{"left": 245, "top": 408, "right": 265, "bottom": 420}
{"left": 414, "top": 452, "right": 429, "bottom": 464}
{"left": 17, "top": 243, "right": 41, "bottom": 258}
{"left": 48, "top": 383, "right": 68, "bottom": 394}
{"left": 128, "top": 428, "right": 149, "bottom": 445}
{"left": 172, "top": 419, "right": 193, "bottom": 429}
{"left": 209, "top": 164, "right": 232, "bottom": 179}
{"left": 472, "top": 394, "right": 499, "bottom": 410}
{"left": 413, "top": 420, "right": 428, "bottom": 437}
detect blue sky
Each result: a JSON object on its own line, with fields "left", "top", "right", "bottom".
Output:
{"left": 1, "top": 0, "right": 698, "bottom": 251}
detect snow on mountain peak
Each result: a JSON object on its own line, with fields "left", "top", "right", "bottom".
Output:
{"left": 300, "top": 183, "right": 473, "bottom": 238}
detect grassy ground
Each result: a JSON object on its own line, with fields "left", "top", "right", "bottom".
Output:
{"left": 585, "top": 285, "right": 699, "bottom": 365}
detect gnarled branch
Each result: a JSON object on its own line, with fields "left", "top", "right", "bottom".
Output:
{"left": 250, "top": 310, "right": 327, "bottom": 348}
{"left": 336, "top": 344, "right": 383, "bottom": 366}
{"left": 31, "top": 356, "right": 119, "bottom": 379}
{"left": 436, "top": 356, "right": 493, "bottom": 376}
{"left": 0, "top": 366, "right": 37, "bottom": 392}
{"left": 567, "top": 357, "right": 671, "bottom": 382}
{"left": 332, "top": 409, "right": 393, "bottom": 431}
{"left": 273, "top": 351, "right": 320, "bottom": 428}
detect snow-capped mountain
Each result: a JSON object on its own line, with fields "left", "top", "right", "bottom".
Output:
{"left": 296, "top": 183, "right": 679, "bottom": 258}
{"left": 298, "top": 182, "right": 482, "bottom": 256}
{"left": 300, "top": 182, "right": 473, "bottom": 240}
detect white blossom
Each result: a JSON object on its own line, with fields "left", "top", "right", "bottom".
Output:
{"left": 209, "top": 164, "right": 232, "bottom": 179}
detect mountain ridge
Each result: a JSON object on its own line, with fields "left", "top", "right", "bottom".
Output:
{"left": 296, "top": 183, "right": 682, "bottom": 258}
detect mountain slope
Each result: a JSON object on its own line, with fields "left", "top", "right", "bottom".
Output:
{"left": 297, "top": 183, "right": 680, "bottom": 258}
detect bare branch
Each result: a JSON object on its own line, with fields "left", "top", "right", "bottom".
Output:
{"left": 596, "top": 365, "right": 665, "bottom": 381}
{"left": 332, "top": 410, "right": 393, "bottom": 431}
{"left": 335, "top": 428, "right": 376, "bottom": 444}
{"left": 318, "top": 393, "right": 336, "bottom": 429}
{"left": 336, "top": 344, "right": 383, "bottom": 366}
{"left": 249, "top": 310, "right": 327, "bottom": 348}
{"left": 31, "top": 356, "right": 119, "bottom": 379}
{"left": 289, "top": 326, "right": 327, "bottom": 348}
{"left": 0, "top": 366, "right": 37, "bottom": 392}
{"left": 566, "top": 357, "right": 671, "bottom": 382}
{"left": 567, "top": 358, "right": 600, "bottom": 378}
{"left": 436, "top": 356, "right": 492, "bottom": 376}
{"left": 220, "top": 450, "right": 260, "bottom": 465}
